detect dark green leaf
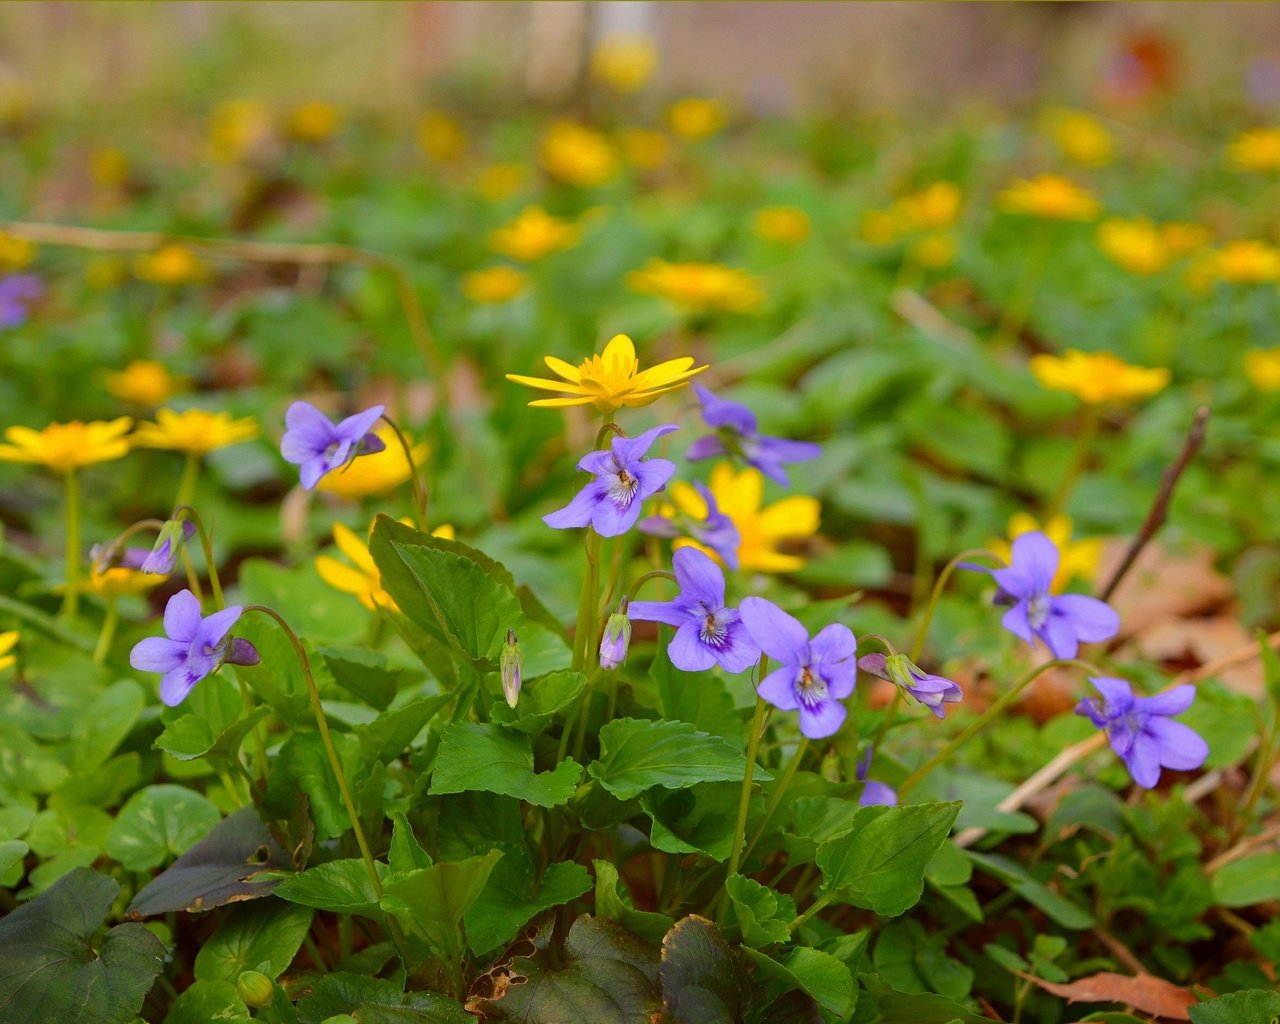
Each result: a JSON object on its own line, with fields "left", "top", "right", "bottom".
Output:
{"left": 660, "top": 915, "right": 747, "bottom": 1024}
{"left": 193, "top": 900, "right": 313, "bottom": 981}
{"left": 1211, "top": 853, "right": 1280, "bottom": 908}
{"left": 388, "top": 812, "right": 433, "bottom": 875}
{"left": 591, "top": 859, "right": 674, "bottom": 945}
{"left": 1188, "top": 990, "right": 1280, "bottom": 1024}
{"left": 489, "top": 670, "right": 586, "bottom": 734}
{"left": 266, "top": 732, "right": 362, "bottom": 840}
{"left": 429, "top": 722, "right": 581, "bottom": 807}
{"left": 162, "top": 979, "right": 250, "bottom": 1024}
{"left": 642, "top": 782, "right": 741, "bottom": 861}
{"left": 274, "top": 859, "right": 389, "bottom": 918}
{"left": 726, "top": 875, "right": 795, "bottom": 947}
{"left": 353, "top": 695, "right": 448, "bottom": 766}
{"left": 295, "top": 972, "right": 472, "bottom": 1024}
{"left": 465, "top": 859, "right": 591, "bottom": 956}
{"left": 105, "top": 785, "right": 222, "bottom": 871}
{"left": 380, "top": 849, "right": 504, "bottom": 954}
{"left": 965, "top": 850, "right": 1096, "bottom": 930}
{"left": 319, "top": 646, "right": 407, "bottom": 710}
{"left": 589, "top": 718, "right": 768, "bottom": 800}
{"left": 69, "top": 680, "right": 144, "bottom": 772}
{"left": 651, "top": 643, "right": 741, "bottom": 745}
{"left": 741, "top": 945, "right": 855, "bottom": 1017}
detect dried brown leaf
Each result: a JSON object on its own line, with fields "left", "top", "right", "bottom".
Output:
{"left": 1013, "top": 969, "right": 1194, "bottom": 1021}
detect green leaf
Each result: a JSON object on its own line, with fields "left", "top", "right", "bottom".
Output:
{"left": 465, "top": 859, "right": 592, "bottom": 956}
{"left": 70, "top": 680, "right": 144, "bottom": 772}
{"left": 162, "top": 979, "right": 251, "bottom": 1024}
{"left": 0, "top": 867, "right": 165, "bottom": 1024}
{"left": 470, "top": 915, "right": 660, "bottom": 1024}
{"left": 319, "top": 646, "right": 407, "bottom": 710}
{"left": 965, "top": 850, "right": 1095, "bottom": 929}
{"left": 353, "top": 695, "right": 448, "bottom": 766}
{"left": 156, "top": 707, "right": 270, "bottom": 763}
{"left": 589, "top": 718, "right": 768, "bottom": 800}
{"left": 429, "top": 722, "right": 581, "bottom": 808}
{"left": 659, "top": 915, "right": 748, "bottom": 1024}
{"left": 741, "top": 945, "right": 855, "bottom": 1018}
{"left": 642, "top": 782, "right": 742, "bottom": 860}
{"left": 815, "top": 801, "right": 960, "bottom": 917}
{"left": 295, "top": 973, "right": 472, "bottom": 1024}
{"left": 0, "top": 839, "right": 29, "bottom": 884}
{"left": 105, "top": 785, "right": 222, "bottom": 871}
{"left": 194, "top": 899, "right": 314, "bottom": 982}
{"left": 592, "top": 859, "right": 674, "bottom": 945}
{"left": 651, "top": 643, "right": 741, "bottom": 745}
{"left": 380, "top": 849, "right": 504, "bottom": 954}
{"left": 1188, "top": 989, "right": 1280, "bottom": 1023}
{"left": 489, "top": 670, "right": 586, "bottom": 734}
{"left": 726, "top": 874, "right": 796, "bottom": 947}
{"left": 389, "top": 812, "right": 433, "bottom": 875}
{"left": 1211, "top": 852, "right": 1280, "bottom": 907}
{"left": 266, "top": 732, "right": 362, "bottom": 839}
{"left": 275, "top": 859, "right": 389, "bottom": 918}
{"left": 238, "top": 557, "right": 364, "bottom": 645}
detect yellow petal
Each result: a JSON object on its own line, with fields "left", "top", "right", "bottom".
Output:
{"left": 758, "top": 496, "right": 821, "bottom": 539}
{"left": 669, "top": 481, "right": 707, "bottom": 519}
{"left": 0, "top": 631, "right": 17, "bottom": 657}
{"left": 601, "top": 334, "right": 637, "bottom": 377}
{"left": 315, "top": 556, "right": 371, "bottom": 598}
{"left": 543, "top": 356, "right": 582, "bottom": 382}
{"left": 529, "top": 396, "right": 595, "bottom": 407}
{"left": 505, "top": 373, "right": 589, "bottom": 395}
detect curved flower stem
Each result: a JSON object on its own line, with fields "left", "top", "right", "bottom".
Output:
{"left": 174, "top": 452, "right": 201, "bottom": 512}
{"left": 92, "top": 598, "right": 119, "bottom": 665}
{"left": 174, "top": 506, "right": 224, "bottom": 610}
{"left": 243, "top": 605, "right": 381, "bottom": 898}
{"left": 718, "top": 665, "right": 770, "bottom": 922}
{"left": 741, "top": 736, "right": 808, "bottom": 864}
{"left": 624, "top": 570, "right": 677, "bottom": 604}
{"left": 61, "top": 470, "right": 81, "bottom": 619}
{"left": 788, "top": 893, "right": 833, "bottom": 934}
{"left": 379, "top": 414, "right": 427, "bottom": 525}
{"left": 95, "top": 518, "right": 167, "bottom": 565}
{"left": 898, "top": 657, "right": 1102, "bottom": 798}
{"left": 1045, "top": 403, "right": 1100, "bottom": 519}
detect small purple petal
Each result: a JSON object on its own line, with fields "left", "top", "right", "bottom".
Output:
{"left": 1124, "top": 734, "right": 1163, "bottom": 789}
{"left": 686, "top": 435, "right": 727, "bottom": 462}
{"left": 544, "top": 480, "right": 609, "bottom": 530}
{"left": 335, "top": 405, "right": 385, "bottom": 443}
{"left": 669, "top": 622, "right": 718, "bottom": 672}
{"left": 1139, "top": 684, "right": 1195, "bottom": 717}
{"left": 130, "top": 637, "right": 187, "bottom": 673}
{"left": 714, "top": 622, "right": 760, "bottom": 674}
{"left": 637, "top": 515, "right": 679, "bottom": 538}
{"left": 195, "top": 605, "right": 244, "bottom": 651}
{"left": 808, "top": 623, "right": 857, "bottom": 667}
{"left": 1009, "top": 531, "right": 1060, "bottom": 594}
{"left": 163, "top": 590, "right": 203, "bottom": 644}
{"left": 630, "top": 457, "right": 677, "bottom": 498}
{"left": 693, "top": 384, "right": 757, "bottom": 434}
{"left": 798, "top": 698, "right": 847, "bottom": 739}
{"left": 627, "top": 599, "right": 687, "bottom": 627}
{"left": 739, "top": 597, "right": 810, "bottom": 667}
{"left": 860, "top": 780, "right": 898, "bottom": 807}
{"left": 1040, "top": 614, "right": 1080, "bottom": 659}
{"left": 612, "top": 423, "right": 679, "bottom": 465}
{"left": 757, "top": 665, "right": 800, "bottom": 710}
{"left": 1147, "top": 718, "right": 1209, "bottom": 771}
{"left": 1052, "top": 594, "right": 1120, "bottom": 645}
{"left": 671, "top": 547, "right": 725, "bottom": 610}
{"left": 1000, "top": 602, "right": 1036, "bottom": 645}
{"left": 226, "top": 637, "right": 261, "bottom": 667}
{"left": 160, "top": 667, "right": 203, "bottom": 707}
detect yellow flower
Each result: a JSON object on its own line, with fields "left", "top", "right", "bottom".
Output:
{"left": 0, "top": 631, "right": 17, "bottom": 673}
{"left": 89, "top": 148, "right": 131, "bottom": 190}
{"left": 541, "top": 120, "right": 617, "bottom": 186}
{"left": 490, "top": 206, "right": 582, "bottom": 262}
{"left": 677, "top": 463, "right": 819, "bottom": 573}
{"left": 1047, "top": 109, "right": 1113, "bottom": 167}
{"left": 287, "top": 101, "right": 340, "bottom": 142}
{"left": 669, "top": 97, "right": 727, "bottom": 140}
{"left": 591, "top": 34, "right": 657, "bottom": 94}
{"left": 133, "top": 409, "right": 258, "bottom": 455}
{"left": 618, "top": 128, "right": 670, "bottom": 171}
{"left": 859, "top": 208, "right": 909, "bottom": 246}
{"left": 209, "top": 100, "right": 274, "bottom": 163}
{"left": 626, "top": 259, "right": 764, "bottom": 315}
{"left": 316, "top": 521, "right": 453, "bottom": 612}
{"left": 132, "top": 244, "right": 210, "bottom": 286}
{"left": 1227, "top": 127, "right": 1280, "bottom": 172}
{"left": 419, "top": 110, "right": 467, "bottom": 163}
{"left": 476, "top": 163, "right": 525, "bottom": 201}
{"left": 1159, "top": 222, "right": 1209, "bottom": 259}
{"left": 1245, "top": 349, "right": 1280, "bottom": 391}
{"left": 1098, "top": 218, "right": 1169, "bottom": 275}
{"left": 1208, "top": 240, "right": 1280, "bottom": 284}
{"left": 909, "top": 233, "right": 956, "bottom": 269}
{"left": 507, "top": 333, "right": 706, "bottom": 411}
{"left": 463, "top": 266, "right": 528, "bottom": 304}
{"left": 899, "top": 182, "right": 963, "bottom": 231}
{"left": 989, "top": 513, "right": 1102, "bottom": 593}
{"left": 0, "top": 231, "right": 35, "bottom": 271}
{"left": 1029, "top": 349, "right": 1169, "bottom": 405}
{"left": 105, "top": 360, "right": 183, "bottom": 407}
{"left": 997, "top": 174, "right": 1100, "bottom": 220}
{"left": 84, "top": 567, "right": 163, "bottom": 599}
{"left": 0, "top": 419, "right": 132, "bottom": 473}
{"left": 316, "top": 425, "right": 428, "bottom": 500}
{"left": 754, "top": 207, "right": 811, "bottom": 244}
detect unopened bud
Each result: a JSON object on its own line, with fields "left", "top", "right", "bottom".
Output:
{"left": 500, "top": 629, "right": 522, "bottom": 708}
{"left": 141, "top": 519, "right": 197, "bottom": 576}
{"left": 236, "top": 970, "right": 274, "bottom": 1008}
{"left": 598, "top": 607, "right": 631, "bottom": 671}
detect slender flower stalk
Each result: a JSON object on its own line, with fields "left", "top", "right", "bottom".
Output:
{"left": 62, "top": 470, "right": 81, "bottom": 618}
{"left": 1045, "top": 403, "right": 1100, "bottom": 518}
{"left": 174, "top": 452, "right": 200, "bottom": 511}
{"left": 378, "top": 414, "right": 427, "bottom": 523}
{"left": 173, "top": 506, "right": 224, "bottom": 610}
{"left": 720, "top": 678, "right": 769, "bottom": 923}
{"left": 92, "top": 598, "right": 119, "bottom": 665}
{"left": 741, "top": 735, "right": 808, "bottom": 864}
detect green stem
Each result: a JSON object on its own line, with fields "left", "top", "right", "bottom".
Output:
{"left": 235, "top": 671, "right": 270, "bottom": 786}
{"left": 571, "top": 530, "right": 603, "bottom": 672}
{"left": 178, "top": 546, "right": 204, "bottom": 604}
{"left": 174, "top": 506, "right": 223, "bottom": 610}
{"left": 92, "top": 599, "right": 118, "bottom": 665}
{"left": 741, "top": 736, "right": 808, "bottom": 864}
{"left": 93, "top": 518, "right": 167, "bottom": 571}
{"left": 379, "top": 414, "right": 427, "bottom": 524}
{"left": 174, "top": 451, "right": 200, "bottom": 511}
{"left": 624, "top": 569, "right": 677, "bottom": 604}
{"left": 1045, "top": 403, "right": 1100, "bottom": 519}
{"left": 788, "top": 894, "right": 832, "bottom": 933}
{"left": 898, "top": 658, "right": 1101, "bottom": 797}
{"left": 719, "top": 678, "right": 769, "bottom": 922}
{"left": 61, "top": 469, "right": 80, "bottom": 619}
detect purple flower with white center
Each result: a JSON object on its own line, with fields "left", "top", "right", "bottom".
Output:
{"left": 687, "top": 384, "right": 821, "bottom": 487}
{"left": 543, "top": 424, "right": 678, "bottom": 538}
{"left": 739, "top": 597, "right": 856, "bottom": 739}
{"left": 141, "top": 519, "right": 197, "bottom": 576}
{"left": 638, "top": 482, "right": 741, "bottom": 570}
{"left": 280, "top": 401, "right": 386, "bottom": 490}
{"left": 628, "top": 548, "right": 759, "bottom": 673}
{"left": 1076, "top": 677, "right": 1208, "bottom": 789}
{"left": 856, "top": 748, "right": 897, "bottom": 807}
{"left": 858, "top": 652, "right": 963, "bottom": 720}
{"left": 972, "top": 530, "right": 1119, "bottom": 659}
{"left": 0, "top": 275, "right": 43, "bottom": 329}
{"left": 129, "top": 590, "right": 259, "bottom": 706}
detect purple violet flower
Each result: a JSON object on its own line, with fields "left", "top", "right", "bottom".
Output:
{"left": 1076, "top": 677, "right": 1208, "bottom": 789}
{"left": 543, "top": 424, "right": 678, "bottom": 538}
{"left": 856, "top": 748, "right": 898, "bottom": 807}
{"left": 687, "top": 384, "right": 821, "bottom": 487}
{"left": 858, "top": 652, "right": 963, "bottom": 720}
{"left": 739, "top": 597, "right": 856, "bottom": 739}
{"left": 972, "top": 530, "right": 1120, "bottom": 659}
{"left": 141, "top": 519, "right": 197, "bottom": 576}
{"left": 129, "top": 590, "right": 259, "bottom": 706}
{"left": 638, "top": 481, "right": 741, "bottom": 570}
{"left": 0, "top": 275, "right": 43, "bottom": 329}
{"left": 599, "top": 610, "right": 632, "bottom": 671}
{"left": 628, "top": 547, "right": 760, "bottom": 673}
{"left": 280, "top": 401, "right": 386, "bottom": 490}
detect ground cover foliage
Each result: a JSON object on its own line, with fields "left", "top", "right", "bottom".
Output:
{"left": 1, "top": 30, "right": 1279, "bottom": 1024}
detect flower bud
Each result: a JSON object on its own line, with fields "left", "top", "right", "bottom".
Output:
{"left": 500, "top": 629, "right": 522, "bottom": 708}
{"left": 598, "top": 608, "right": 631, "bottom": 671}
{"left": 236, "top": 970, "right": 274, "bottom": 1009}
{"left": 223, "top": 637, "right": 261, "bottom": 668}
{"left": 141, "top": 519, "right": 197, "bottom": 576}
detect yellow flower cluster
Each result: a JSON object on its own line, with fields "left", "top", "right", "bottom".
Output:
{"left": 989, "top": 514, "right": 1102, "bottom": 593}
{"left": 209, "top": 100, "right": 275, "bottom": 163}
{"left": 1096, "top": 218, "right": 1209, "bottom": 275}
{"left": 1029, "top": 350, "right": 1169, "bottom": 405}
{"left": 490, "top": 207, "right": 582, "bottom": 262}
{"left": 1200, "top": 240, "right": 1280, "bottom": 285}
{"left": 133, "top": 409, "right": 258, "bottom": 455}
{"left": 860, "top": 182, "right": 962, "bottom": 266}
{"left": 0, "top": 231, "right": 36, "bottom": 271}
{"left": 668, "top": 98, "right": 728, "bottom": 140}
{"left": 286, "top": 101, "right": 341, "bottom": 143}
{"left": 105, "top": 360, "right": 184, "bottom": 407}
{"left": 1245, "top": 349, "right": 1280, "bottom": 391}
{"left": 133, "top": 244, "right": 210, "bottom": 286}
{"left": 1227, "top": 127, "right": 1280, "bottom": 172}
{"left": 1046, "top": 109, "right": 1114, "bottom": 167}
{"left": 754, "top": 207, "right": 811, "bottom": 244}
{"left": 0, "top": 419, "right": 132, "bottom": 473}
{"left": 419, "top": 110, "right": 467, "bottom": 164}
{"left": 626, "top": 259, "right": 764, "bottom": 314}
{"left": 463, "top": 266, "right": 528, "bottom": 304}
{"left": 541, "top": 121, "right": 616, "bottom": 187}
{"left": 618, "top": 128, "right": 670, "bottom": 171}
{"left": 591, "top": 35, "right": 657, "bottom": 94}
{"left": 997, "top": 175, "right": 1100, "bottom": 220}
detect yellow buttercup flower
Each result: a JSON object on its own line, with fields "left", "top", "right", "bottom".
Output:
{"left": 463, "top": 266, "right": 528, "bottom": 304}
{"left": 0, "top": 419, "right": 132, "bottom": 473}
{"left": 997, "top": 174, "right": 1100, "bottom": 221}
{"left": 899, "top": 182, "right": 963, "bottom": 231}
{"left": 105, "top": 360, "right": 183, "bottom": 407}
{"left": 626, "top": 259, "right": 764, "bottom": 315}
{"left": 1098, "top": 218, "right": 1169, "bottom": 275}
{"left": 695, "top": 463, "right": 820, "bottom": 573}
{"left": 1047, "top": 109, "right": 1113, "bottom": 167}
{"left": 316, "top": 521, "right": 453, "bottom": 612}
{"left": 669, "top": 97, "right": 727, "bottom": 140}
{"left": 0, "top": 231, "right": 35, "bottom": 271}
{"left": 0, "top": 631, "right": 18, "bottom": 673}
{"left": 754, "top": 207, "right": 811, "bottom": 244}
{"left": 507, "top": 333, "right": 706, "bottom": 411}
{"left": 316, "top": 424, "right": 429, "bottom": 500}
{"left": 83, "top": 566, "right": 164, "bottom": 599}
{"left": 1245, "top": 349, "right": 1280, "bottom": 391}
{"left": 1208, "top": 240, "right": 1280, "bottom": 284}
{"left": 989, "top": 513, "right": 1102, "bottom": 593}
{"left": 89, "top": 148, "right": 131, "bottom": 190}
{"left": 541, "top": 121, "right": 617, "bottom": 187}
{"left": 133, "top": 409, "right": 258, "bottom": 455}
{"left": 618, "top": 128, "right": 670, "bottom": 171}
{"left": 860, "top": 208, "right": 909, "bottom": 246}
{"left": 209, "top": 100, "right": 274, "bottom": 163}
{"left": 490, "top": 206, "right": 582, "bottom": 262}
{"left": 591, "top": 34, "right": 657, "bottom": 94}
{"left": 133, "top": 244, "right": 210, "bottom": 286}
{"left": 287, "top": 101, "right": 340, "bottom": 143}
{"left": 1029, "top": 349, "right": 1169, "bottom": 405}
{"left": 1227, "top": 127, "right": 1280, "bottom": 172}
{"left": 476, "top": 163, "right": 525, "bottom": 202}
{"left": 909, "top": 233, "right": 956, "bottom": 269}
{"left": 419, "top": 110, "right": 467, "bottom": 164}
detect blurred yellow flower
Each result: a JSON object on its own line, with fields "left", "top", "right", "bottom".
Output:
{"left": 1098, "top": 218, "right": 1168, "bottom": 275}
{"left": 1159, "top": 221, "right": 1209, "bottom": 259}
{"left": 669, "top": 97, "right": 727, "bottom": 140}
{"left": 860, "top": 208, "right": 909, "bottom": 245}
{"left": 591, "top": 34, "right": 657, "bottom": 94}
{"left": 463, "top": 266, "right": 527, "bottom": 304}
{"left": 209, "top": 100, "right": 274, "bottom": 163}
{"left": 627, "top": 259, "right": 764, "bottom": 314}
{"left": 900, "top": 181, "right": 963, "bottom": 230}
{"left": 0, "top": 231, "right": 35, "bottom": 271}
{"left": 490, "top": 206, "right": 582, "bottom": 262}
{"left": 316, "top": 424, "right": 428, "bottom": 500}
{"left": 910, "top": 233, "right": 956, "bottom": 268}
{"left": 1245, "top": 349, "right": 1280, "bottom": 391}
{"left": 1029, "top": 349, "right": 1169, "bottom": 405}
{"left": 997, "top": 174, "right": 1100, "bottom": 220}
{"left": 84, "top": 566, "right": 163, "bottom": 599}
{"left": 1227, "top": 127, "right": 1280, "bottom": 172}
{"left": 133, "top": 244, "right": 210, "bottom": 286}
{"left": 0, "top": 631, "right": 17, "bottom": 673}
{"left": 507, "top": 333, "right": 706, "bottom": 411}
{"left": 754, "top": 206, "right": 811, "bottom": 244}
{"left": 541, "top": 120, "right": 617, "bottom": 186}
{"left": 287, "top": 101, "right": 340, "bottom": 142}
{"left": 419, "top": 110, "right": 467, "bottom": 163}
{"left": 618, "top": 127, "right": 671, "bottom": 171}
{"left": 133, "top": 409, "right": 258, "bottom": 455}
{"left": 691, "top": 463, "right": 820, "bottom": 573}
{"left": 476, "top": 163, "right": 525, "bottom": 201}
{"left": 105, "top": 360, "right": 183, "bottom": 407}
{"left": 989, "top": 513, "right": 1102, "bottom": 592}
{"left": 1208, "top": 240, "right": 1280, "bottom": 284}
{"left": 317, "top": 520, "right": 453, "bottom": 612}
{"left": 89, "top": 148, "right": 131, "bottom": 190}
{"left": 1047, "top": 109, "right": 1113, "bottom": 167}
{"left": 0, "top": 418, "right": 132, "bottom": 473}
